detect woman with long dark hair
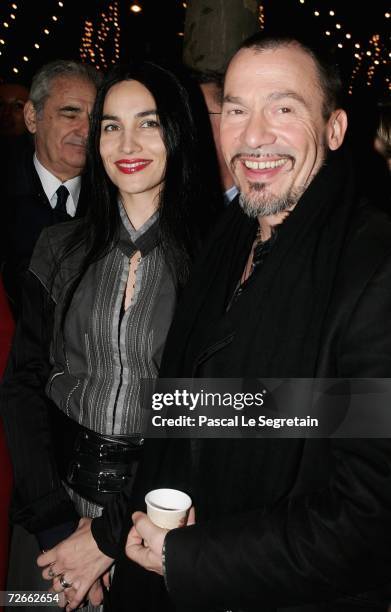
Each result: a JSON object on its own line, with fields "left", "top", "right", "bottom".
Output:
{"left": 2, "top": 61, "right": 221, "bottom": 610}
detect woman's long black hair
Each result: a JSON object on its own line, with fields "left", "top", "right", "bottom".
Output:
{"left": 56, "top": 60, "right": 222, "bottom": 316}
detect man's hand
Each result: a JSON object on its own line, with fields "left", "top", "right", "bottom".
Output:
{"left": 126, "top": 507, "right": 195, "bottom": 575}
{"left": 125, "top": 512, "right": 167, "bottom": 575}
{"left": 37, "top": 517, "right": 113, "bottom": 611}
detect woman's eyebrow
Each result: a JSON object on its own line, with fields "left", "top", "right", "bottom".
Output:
{"left": 135, "top": 109, "right": 157, "bottom": 118}
{"left": 102, "top": 113, "right": 119, "bottom": 121}
{"left": 101, "top": 110, "right": 158, "bottom": 121}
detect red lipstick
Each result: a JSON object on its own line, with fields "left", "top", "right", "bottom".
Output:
{"left": 114, "top": 159, "right": 152, "bottom": 174}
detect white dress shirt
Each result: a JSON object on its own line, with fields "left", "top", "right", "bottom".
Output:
{"left": 33, "top": 154, "right": 81, "bottom": 217}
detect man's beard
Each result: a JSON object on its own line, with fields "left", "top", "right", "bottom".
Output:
{"left": 239, "top": 182, "right": 303, "bottom": 218}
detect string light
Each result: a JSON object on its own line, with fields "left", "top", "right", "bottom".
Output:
{"left": 3, "top": 0, "right": 65, "bottom": 77}
{"left": 1, "top": 4, "right": 18, "bottom": 50}
{"left": 0, "top": 0, "right": 19, "bottom": 44}
{"left": 296, "top": 1, "right": 389, "bottom": 96}
{"left": 80, "top": 1, "right": 120, "bottom": 69}
{"left": 365, "top": 34, "right": 382, "bottom": 86}
{"left": 1, "top": 0, "right": 387, "bottom": 95}
{"left": 258, "top": 4, "right": 265, "bottom": 30}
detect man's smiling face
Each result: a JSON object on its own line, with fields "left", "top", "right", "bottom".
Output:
{"left": 220, "top": 44, "right": 346, "bottom": 218}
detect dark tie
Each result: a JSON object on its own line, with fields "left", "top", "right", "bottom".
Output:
{"left": 54, "top": 184, "right": 70, "bottom": 220}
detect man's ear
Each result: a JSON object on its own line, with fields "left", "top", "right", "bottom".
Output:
{"left": 326, "top": 109, "right": 348, "bottom": 151}
{"left": 24, "top": 100, "right": 37, "bottom": 135}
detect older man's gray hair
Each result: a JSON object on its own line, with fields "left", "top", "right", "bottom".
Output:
{"left": 30, "top": 60, "right": 102, "bottom": 116}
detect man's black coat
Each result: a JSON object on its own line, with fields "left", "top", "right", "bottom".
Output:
{"left": 107, "top": 150, "right": 391, "bottom": 612}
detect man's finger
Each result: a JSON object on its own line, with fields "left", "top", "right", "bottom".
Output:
{"left": 131, "top": 511, "right": 163, "bottom": 543}
{"left": 126, "top": 525, "right": 143, "bottom": 548}
{"left": 126, "top": 541, "right": 153, "bottom": 567}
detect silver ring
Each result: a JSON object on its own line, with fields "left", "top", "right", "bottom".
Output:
{"left": 59, "top": 574, "right": 73, "bottom": 589}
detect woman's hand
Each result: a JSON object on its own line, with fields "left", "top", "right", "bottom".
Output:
{"left": 37, "top": 517, "right": 114, "bottom": 610}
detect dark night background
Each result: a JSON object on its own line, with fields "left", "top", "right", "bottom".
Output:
{"left": 0, "top": 0, "right": 389, "bottom": 103}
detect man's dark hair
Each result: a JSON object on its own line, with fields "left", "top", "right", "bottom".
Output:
{"left": 237, "top": 33, "right": 343, "bottom": 119}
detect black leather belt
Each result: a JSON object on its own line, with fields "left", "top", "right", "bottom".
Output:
{"left": 50, "top": 403, "right": 143, "bottom": 505}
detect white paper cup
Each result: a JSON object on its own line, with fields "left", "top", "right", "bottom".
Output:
{"left": 145, "top": 488, "right": 192, "bottom": 529}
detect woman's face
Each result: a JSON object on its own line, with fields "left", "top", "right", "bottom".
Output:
{"left": 100, "top": 79, "right": 166, "bottom": 205}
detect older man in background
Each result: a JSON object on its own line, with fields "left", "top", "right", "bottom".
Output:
{"left": 1, "top": 60, "right": 99, "bottom": 317}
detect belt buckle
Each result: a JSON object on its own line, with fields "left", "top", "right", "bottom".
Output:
{"left": 97, "top": 470, "right": 126, "bottom": 493}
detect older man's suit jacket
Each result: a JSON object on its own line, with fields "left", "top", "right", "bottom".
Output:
{"left": 0, "top": 139, "right": 88, "bottom": 315}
